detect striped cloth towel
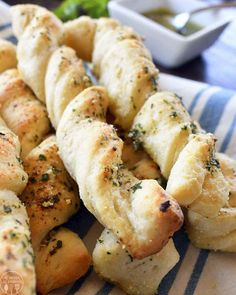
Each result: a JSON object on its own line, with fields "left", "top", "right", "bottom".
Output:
{"left": 1, "top": 1, "right": 236, "bottom": 294}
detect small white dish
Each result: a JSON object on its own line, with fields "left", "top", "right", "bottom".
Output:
{"left": 108, "top": 0, "right": 235, "bottom": 68}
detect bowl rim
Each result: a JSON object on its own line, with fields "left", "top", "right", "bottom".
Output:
{"left": 108, "top": 0, "right": 232, "bottom": 42}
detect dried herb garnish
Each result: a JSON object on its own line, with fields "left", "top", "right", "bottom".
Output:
{"left": 190, "top": 122, "right": 198, "bottom": 134}
{"left": 131, "top": 182, "right": 142, "bottom": 193}
{"left": 206, "top": 153, "right": 220, "bottom": 174}
{"left": 160, "top": 200, "right": 171, "bottom": 212}
{"left": 3, "top": 205, "right": 12, "bottom": 214}
{"left": 49, "top": 240, "right": 63, "bottom": 256}
{"left": 128, "top": 123, "right": 146, "bottom": 151}
{"left": 39, "top": 154, "right": 47, "bottom": 161}
{"left": 150, "top": 76, "right": 158, "bottom": 91}
{"left": 41, "top": 173, "right": 49, "bottom": 182}
{"left": 41, "top": 195, "right": 60, "bottom": 208}
{"left": 170, "top": 111, "right": 178, "bottom": 118}
{"left": 128, "top": 254, "right": 133, "bottom": 262}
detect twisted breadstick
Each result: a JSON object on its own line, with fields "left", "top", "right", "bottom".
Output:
{"left": 57, "top": 86, "right": 183, "bottom": 259}
{"left": 130, "top": 92, "right": 229, "bottom": 217}
{"left": 21, "top": 135, "right": 91, "bottom": 294}
{"left": 12, "top": 5, "right": 64, "bottom": 102}
{"left": 0, "top": 69, "right": 51, "bottom": 158}
{"left": 94, "top": 144, "right": 176, "bottom": 295}
{"left": 63, "top": 16, "right": 96, "bottom": 62}
{"left": 0, "top": 39, "right": 17, "bottom": 73}
{"left": 186, "top": 153, "right": 236, "bottom": 251}
{"left": 0, "top": 118, "right": 35, "bottom": 295}
{"left": 93, "top": 230, "right": 179, "bottom": 295}
{"left": 12, "top": 5, "right": 183, "bottom": 259}
{"left": 0, "top": 117, "right": 28, "bottom": 194}
{"left": 45, "top": 46, "right": 92, "bottom": 128}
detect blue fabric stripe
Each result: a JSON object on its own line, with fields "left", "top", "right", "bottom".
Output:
{"left": 0, "top": 22, "right": 11, "bottom": 31}
{"left": 183, "top": 93, "right": 236, "bottom": 295}
{"left": 183, "top": 250, "right": 209, "bottom": 295}
{"left": 158, "top": 228, "right": 190, "bottom": 294}
{"left": 95, "top": 283, "right": 114, "bottom": 295}
{"left": 6, "top": 35, "right": 17, "bottom": 45}
{"left": 67, "top": 267, "right": 93, "bottom": 294}
{"left": 64, "top": 203, "right": 96, "bottom": 239}
{"left": 198, "top": 89, "right": 234, "bottom": 133}
{"left": 188, "top": 86, "right": 209, "bottom": 115}
{"left": 220, "top": 114, "right": 236, "bottom": 153}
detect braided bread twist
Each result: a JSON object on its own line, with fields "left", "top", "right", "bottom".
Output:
{"left": 0, "top": 117, "right": 35, "bottom": 295}
{"left": 0, "top": 38, "right": 17, "bottom": 73}
{"left": 57, "top": 86, "right": 183, "bottom": 258}
{"left": 11, "top": 5, "right": 183, "bottom": 259}
{"left": 57, "top": 14, "right": 236, "bottom": 252}
{"left": 0, "top": 33, "right": 92, "bottom": 293}
{"left": 21, "top": 135, "right": 91, "bottom": 294}
{"left": 0, "top": 69, "right": 51, "bottom": 159}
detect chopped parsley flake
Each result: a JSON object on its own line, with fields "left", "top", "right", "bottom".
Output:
{"left": 128, "top": 123, "right": 146, "bottom": 151}
{"left": 39, "top": 154, "right": 47, "bottom": 161}
{"left": 3, "top": 205, "right": 12, "bottom": 214}
{"left": 160, "top": 200, "right": 171, "bottom": 212}
{"left": 41, "top": 195, "right": 59, "bottom": 208}
{"left": 49, "top": 240, "right": 63, "bottom": 256}
{"left": 170, "top": 111, "right": 178, "bottom": 118}
{"left": 131, "top": 182, "right": 142, "bottom": 193}
{"left": 128, "top": 254, "right": 133, "bottom": 262}
{"left": 41, "top": 173, "right": 49, "bottom": 182}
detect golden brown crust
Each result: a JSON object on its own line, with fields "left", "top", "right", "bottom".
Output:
{"left": 92, "top": 18, "right": 159, "bottom": 129}
{"left": 45, "top": 46, "right": 92, "bottom": 128}
{"left": 57, "top": 86, "right": 183, "bottom": 259}
{"left": 0, "top": 39, "right": 17, "bottom": 73}
{"left": 21, "top": 135, "right": 79, "bottom": 249}
{"left": 63, "top": 16, "right": 96, "bottom": 62}
{"left": 186, "top": 208, "right": 236, "bottom": 252}
{"left": 0, "top": 117, "right": 28, "bottom": 195}
{"left": 10, "top": 4, "right": 48, "bottom": 39}
{"left": 36, "top": 228, "right": 91, "bottom": 295}
{"left": 13, "top": 5, "right": 64, "bottom": 102}
{"left": 21, "top": 135, "right": 91, "bottom": 293}
{"left": 0, "top": 69, "right": 51, "bottom": 159}
{"left": 0, "top": 190, "right": 36, "bottom": 295}
{"left": 93, "top": 230, "right": 179, "bottom": 295}
{"left": 122, "top": 141, "right": 164, "bottom": 183}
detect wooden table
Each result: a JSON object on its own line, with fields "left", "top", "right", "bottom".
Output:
{"left": 5, "top": 0, "right": 236, "bottom": 90}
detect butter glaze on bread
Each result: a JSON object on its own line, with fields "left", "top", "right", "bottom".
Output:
{"left": 57, "top": 86, "right": 183, "bottom": 259}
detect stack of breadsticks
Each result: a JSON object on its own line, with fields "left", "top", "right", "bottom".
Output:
{"left": 0, "top": 3, "right": 235, "bottom": 295}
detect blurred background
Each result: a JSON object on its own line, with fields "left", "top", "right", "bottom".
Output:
{"left": 4, "top": 0, "right": 236, "bottom": 90}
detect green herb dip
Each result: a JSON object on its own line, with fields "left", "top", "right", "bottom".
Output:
{"left": 143, "top": 7, "right": 203, "bottom": 36}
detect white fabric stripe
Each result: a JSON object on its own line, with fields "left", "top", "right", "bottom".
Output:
{"left": 215, "top": 94, "right": 236, "bottom": 153}
{"left": 194, "top": 252, "right": 236, "bottom": 295}
{"left": 0, "top": 26, "right": 13, "bottom": 38}
{"left": 190, "top": 86, "right": 221, "bottom": 122}
{"left": 168, "top": 245, "right": 200, "bottom": 295}
{"left": 159, "top": 73, "right": 207, "bottom": 110}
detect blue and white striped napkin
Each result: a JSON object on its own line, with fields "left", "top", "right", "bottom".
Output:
{"left": 1, "top": 1, "right": 236, "bottom": 294}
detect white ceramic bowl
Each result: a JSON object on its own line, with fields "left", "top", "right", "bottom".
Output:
{"left": 108, "top": 0, "right": 235, "bottom": 68}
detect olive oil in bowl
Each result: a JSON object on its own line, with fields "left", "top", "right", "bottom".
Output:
{"left": 143, "top": 7, "right": 203, "bottom": 36}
